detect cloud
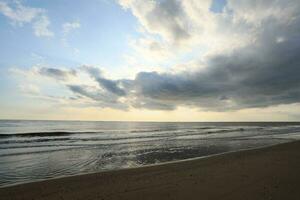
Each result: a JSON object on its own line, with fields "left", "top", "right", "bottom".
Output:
{"left": 16, "top": 65, "right": 129, "bottom": 109}
{"left": 120, "top": 0, "right": 190, "bottom": 43}
{"left": 0, "top": 1, "right": 53, "bottom": 37}
{"left": 33, "top": 15, "right": 53, "bottom": 37}
{"left": 131, "top": 32, "right": 300, "bottom": 110}
{"left": 103, "top": 0, "right": 300, "bottom": 111}
{"left": 67, "top": 84, "right": 128, "bottom": 110}
{"left": 226, "top": 0, "right": 297, "bottom": 26}
{"left": 115, "top": 0, "right": 300, "bottom": 110}
{"left": 38, "top": 67, "right": 77, "bottom": 81}
{"left": 83, "top": 66, "right": 127, "bottom": 96}
{"left": 62, "top": 21, "right": 81, "bottom": 35}
{"left": 61, "top": 21, "right": 81, "bottom": 53}
{"left": 0, "top": 1, "right": 43, "bottom": 25}
{"left": 119, "top": 0, "right": 253, "bottom": 67}
{"left": 19, "top": 84, "right": 40, "bottom": 95}
{"left": 11, "top": 66, "right": 77, "bottom": 82}
{"left": 13, "top": 0, "right": 300, "bottom": 113}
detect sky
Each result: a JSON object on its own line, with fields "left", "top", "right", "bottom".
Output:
{"left": 0, "top": 0, "right": 300, "bottom": 121}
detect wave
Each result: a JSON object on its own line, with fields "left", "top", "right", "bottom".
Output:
{"left": 0, "top": 146, "right": 85, "bottom": 157}
{"left": 0, "top": 126, "right": 270, "bottom": 138}
{"left": 0, "top": 127, "right": 265, "bottom": 141}
{"left": 0, "top": 126, "right": 297, "bottom": 151}
{"left": 130, "top": 128, "right": 177, "bottom": 133}
{"left": 0, "top": 137, "right": 72, "bottom": 145}
{"left": 0, "top": 131, "right": 103, "bottom": 138}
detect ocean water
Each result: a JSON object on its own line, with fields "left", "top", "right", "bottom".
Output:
{"left": 0, "top": 120, "right": 300, "bottom": 187}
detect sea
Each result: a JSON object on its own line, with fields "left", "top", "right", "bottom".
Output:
{"left": 0, "top": 120, "right": 300, "bottom": 187}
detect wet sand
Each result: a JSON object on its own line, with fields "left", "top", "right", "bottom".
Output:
{"left": 1, "top": 141, "right": 300, "bottom": 200}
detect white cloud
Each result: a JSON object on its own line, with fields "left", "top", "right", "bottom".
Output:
{"left": 227, "top": 0, "right": 298, "bottom": 26}
{"left": 0, "top": 1, "right": 43, "bottom": 25}
{"left": 33, "top": 15, "right": 53, "bottom": 37}
{"left": 119, "top": 0, "right": 254, "bottom": 68}
{"left": 19, "top": 84, "right": 40, "bottom": 95}
{"left": 119, "top": 0, "right": 300, "bottom": 71}
{"left": 0, "top": 1, "right": 53, "bottom": 37}
{"left": 61, "top": 21, "right": 81, "bottom": 53}
{"left": 62, "top": 21, "right": 81, "bottom": 35}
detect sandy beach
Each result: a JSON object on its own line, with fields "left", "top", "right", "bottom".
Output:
{"left": 1, "top": 141, "right": 300, "bottom": 200}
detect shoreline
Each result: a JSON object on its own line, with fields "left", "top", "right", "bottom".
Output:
{"left": 1, "top": 140, "right": 300, "bottom": 199}
{"left": 0, "top": 140, "right": 293, "bottom": 189}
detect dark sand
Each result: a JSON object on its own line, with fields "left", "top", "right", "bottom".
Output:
{"left": 1, "top": 141, "right": 300, "bottom": 200}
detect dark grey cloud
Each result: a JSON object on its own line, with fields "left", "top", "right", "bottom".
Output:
{"left": 67, "top": 84, "right": 128, "bottom": 110}
{"left": 121, "top": 0, "right": 190, "bottom": 42}
{"left": 51, "top": 1, "right": 300, "bottom": 111}
{"left": 38, "top": 67, "right": 76, "bottom": 80}
{"left": 128, "top": 15, "right": 300, "bottom": 111}
{"left": 65, "top": 14, "right": 300, "bottom": 111}
{"left": 96, "top": 78, "right": 126, "bottom": 96}
{"left": 68, "top": 85, "right": 107, "bottom": 102}
{"left": 150, "top": 0, "right": 190, "bottom": 41}
{"left": 83, "top": 66, "right": 127, "bottom": 96}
